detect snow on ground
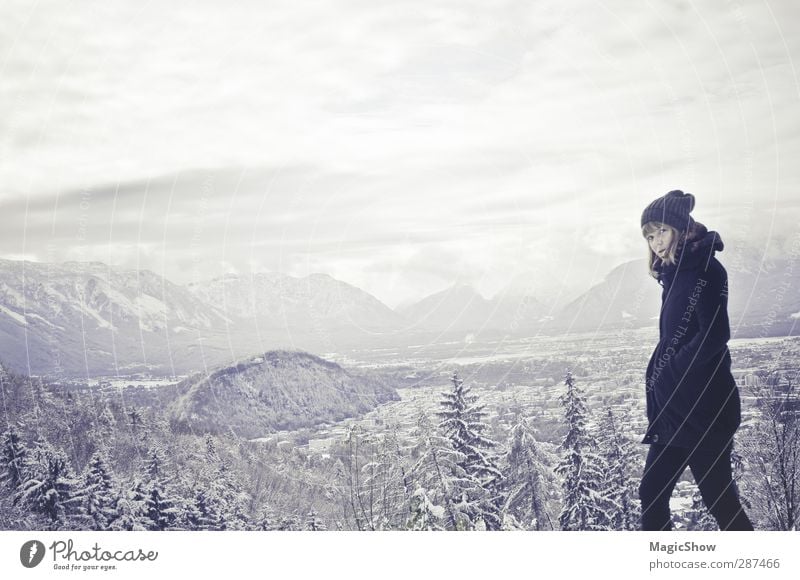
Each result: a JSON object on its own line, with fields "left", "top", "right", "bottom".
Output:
{"left": 0, "top": 303, "right": 27, "bottom": 325}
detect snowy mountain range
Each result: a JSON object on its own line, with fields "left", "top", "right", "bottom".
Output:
{"left": 396, "top": 283, "right": 547, "bottom": 334}
{"left": 0, "top": 253, "right": 796, "bottom": 376}
{"left": 186, "top": 271, "right": 405, "bottom": 333}
{"left": 557, "top": 254, "right": 800, "bottom": 338}
{"left": 0, "top": 259, "right": 230, "bottom": 377}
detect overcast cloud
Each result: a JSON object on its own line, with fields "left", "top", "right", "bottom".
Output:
{"left": 1, "top": 0, "right": 798, "bottom": 308}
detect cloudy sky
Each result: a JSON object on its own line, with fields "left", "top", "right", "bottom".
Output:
{"left": 1, "top": 0, "right": 798, "bottom": 308}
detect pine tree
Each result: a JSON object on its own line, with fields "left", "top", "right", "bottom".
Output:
{"left": 145, "top": 485, "right": 181, "bottom": 530}
{"left": 145, "top": 445, "right": 167, "bottom": 481}
{"left": 1, "top": 427, "right": 26, "bottom": 491}
{"left": 502, "top": 419, "right": 558, "bottom": 530}
{"left": 90, "top": 399, "right": 118, "bottom": 449}
{"left": 15, "top": 440, "right": 81, "bottom": 525}
{"left": 141, "top": 445, "right": 181, "bottom": 530}
{"left": 596, "top": 407, "right": 641, "bottom": 530}
{"left": 189, "top": 435, "right": 249, "bottom": 530}
{"left": 184, "top": 486, "right": 224, "bottom": 530}
{"left": 555, "top": 371, "right": 612, "bottom": 530}
{"left": 108, "top": 480, "right": 149, "bottom": 531}
{"left": 209, "top": 471, "right": 247, "bottom": 529}
{"left": 81, "top": 451, "right": 119, "bottom": 530}
{"left": 437, "top": 372, "right": 504, "bottom": 530}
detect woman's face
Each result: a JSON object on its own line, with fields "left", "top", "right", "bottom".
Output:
{"left": 646, "top": 224, "right": 674, "bottom": 259}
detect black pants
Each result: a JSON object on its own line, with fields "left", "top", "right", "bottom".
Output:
{"left": 639, "top": 441, "right": 753, "bottom": 531}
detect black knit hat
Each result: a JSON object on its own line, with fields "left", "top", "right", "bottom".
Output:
{"left": 641, "top": 190, "right": 696, "bottom": 231}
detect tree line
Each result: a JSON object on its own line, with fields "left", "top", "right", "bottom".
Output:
{"left": 0, "top": 363, "right": 797, "bottom": 530}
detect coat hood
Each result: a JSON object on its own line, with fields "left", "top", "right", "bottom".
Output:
{"left": 655, "top": 221, "right": 723, "bottom": 282}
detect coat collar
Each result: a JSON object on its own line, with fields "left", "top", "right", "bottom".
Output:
{"left": 655, "top": 228, "right": 724, "bottom": 285}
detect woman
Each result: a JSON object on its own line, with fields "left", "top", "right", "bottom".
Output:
{"left": 638, "top": 190, "right": 753, "bottom": 531}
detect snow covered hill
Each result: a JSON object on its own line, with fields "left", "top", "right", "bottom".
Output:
{"left": 170, "top": 350, "right": 400, "bottom": 437}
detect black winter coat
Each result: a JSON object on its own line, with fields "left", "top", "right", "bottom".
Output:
{"left": 642, "top": 228, "right": 742, "bottom": 449}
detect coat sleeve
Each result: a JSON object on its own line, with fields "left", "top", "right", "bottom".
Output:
{"left": 665, "top": 266, "right": 730, "bottom": 390}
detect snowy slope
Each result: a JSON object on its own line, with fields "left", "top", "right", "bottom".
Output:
{"left": 186, "top": 271, "right": 405, "bottom": 332}
{"left": 170, "top": 349, "right": 400, "bottom": 437}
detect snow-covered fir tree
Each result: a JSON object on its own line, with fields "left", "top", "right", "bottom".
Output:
{"left": 145, "top": 444, "right": 168, "bottom": 481}
{"left": 555, "top": 371, "right": 612, "bottom": 530}
{"left": 81, "top": 451, "right": 119, "bottom": 530}
{"left": 107, "top": 479, "right": 149, "bottom": 531}
{"left": 96, "top": 403, "right": 117, "bottom": 441}
{"left": 437, "top": 372, "right": 504, "bottom": 530}
{"left": 15, "top": 439, "right": 81, "bottom": 526}
{"left": 208, "top": 468, "right": 250, "bottom": 529}
{"left": 141, "top": 445, "right": 181, "bottom": 530}
{"left": 1, "top": 427, "right": 26, "bottom": 491}
{"left": 596, "top": 407, "right": 641, "bottom": 530}
{"left": 145, "top": 485, "right": 180, "bottom": 530}
{"left": 182, "top": 434, "right": 250, "bottom": 530}
{"left": 502, "top": 419, "right": 558, "bottom": 530}
{"left": 183, "top": 486, "right": 224, "bottom": 530}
